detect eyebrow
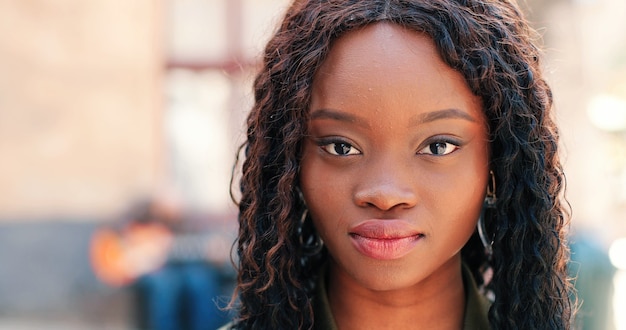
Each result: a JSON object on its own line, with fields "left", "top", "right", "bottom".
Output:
{"left": 309, "top": 107, "right": 477, "bottom": 127}
{"left": 410, "top": 108, "right": 478, "bottom": 125}
{"left": 310, "top": 108, "right": 370, "bottom": 128}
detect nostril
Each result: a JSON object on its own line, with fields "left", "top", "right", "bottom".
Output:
{"left": 354, "top": 185, "right": 418, "bottom": 211}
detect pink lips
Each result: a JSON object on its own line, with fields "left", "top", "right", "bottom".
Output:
{"left": 349, "top": 220, "right": 423, "bottom": 260}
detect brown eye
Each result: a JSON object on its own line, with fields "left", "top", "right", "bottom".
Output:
{"left": 320, "top": 141, "right": 361, "bottom": 156}
{"left": 418, "top": 141, "right": 459, "bottom": 156}
{"left": 430, "top": 142, "right": 448, "bottom": 155}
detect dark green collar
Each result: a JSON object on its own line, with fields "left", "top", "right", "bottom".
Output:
{"left": 313, "top": 264, "right": 491, "bottom": 330}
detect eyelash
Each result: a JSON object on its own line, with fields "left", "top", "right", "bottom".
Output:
{"left": 315, "top": 137, "right": 462, "bottom": 157}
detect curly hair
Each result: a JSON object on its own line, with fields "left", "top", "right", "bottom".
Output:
{"left": 231, "top": 0, "right": 573, "bottom": 329}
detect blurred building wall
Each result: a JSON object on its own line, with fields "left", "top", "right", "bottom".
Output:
{"left": 162, "top": 0, "right": 290, "bottom": 213}
{"left": 0, "top": 1, "right": 286, "bottom": 327}
{"left": 0, "top": 0, "right": 163, "bottom": 220}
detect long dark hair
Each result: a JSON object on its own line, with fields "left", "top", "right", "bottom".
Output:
{"left": 231, "top": 0, "right": 573, "bottom": 328}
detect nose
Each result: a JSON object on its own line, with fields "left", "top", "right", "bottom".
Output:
{"left": 353, "top": 156, "right": 419, "bottom": 211}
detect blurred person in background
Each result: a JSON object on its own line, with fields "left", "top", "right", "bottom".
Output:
{"left": 90, "top": 192, "right": 233, "bottom": 330}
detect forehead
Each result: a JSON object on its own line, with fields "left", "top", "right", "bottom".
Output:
{"left": 311, "top": 22, "right": 483, "bottom": 124}
{"left": 323, "top": 22, "right": 438, "bottom": 67}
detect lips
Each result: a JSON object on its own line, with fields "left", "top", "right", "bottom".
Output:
{"left": 349, "top": 220, "right": 423, "bottom": 260}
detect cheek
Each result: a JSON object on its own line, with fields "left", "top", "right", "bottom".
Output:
{"left": 299, "top": 151, "right": 350, "bottom": 238}
{"left": 425, "top": 160, "right": 488, "bottom": 232}
{"left": 299, "top": 149, "right": 327, "bottom": 217}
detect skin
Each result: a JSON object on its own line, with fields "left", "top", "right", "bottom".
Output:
{"left": 299, "top": 23, "right": 490, "bottom": 329}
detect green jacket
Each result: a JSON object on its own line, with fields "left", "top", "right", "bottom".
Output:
{"left": 311, "top": 264, "right": 491, "bottom": 330}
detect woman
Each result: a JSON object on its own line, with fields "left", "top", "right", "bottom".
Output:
{"left": 227, "top": 0, "right": 573, "bottom": 329}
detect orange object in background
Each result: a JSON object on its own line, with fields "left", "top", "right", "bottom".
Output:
{"left": 90, "top": 223, "right": 172, "bottom": 287}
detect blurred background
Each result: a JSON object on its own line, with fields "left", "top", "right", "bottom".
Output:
{"left": 0, "top": 0, "right": 624, "bottom": 329}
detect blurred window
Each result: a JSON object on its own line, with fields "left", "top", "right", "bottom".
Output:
{"left": 163, "top": 0, "right": 290, "bottom": 213}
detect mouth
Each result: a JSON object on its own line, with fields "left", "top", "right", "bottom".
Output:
{"left": 349, "top": 220, "right": 424, "bottom": 260}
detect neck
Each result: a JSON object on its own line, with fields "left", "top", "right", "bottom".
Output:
{"left": 327, "top": 257, "right": 466, "bottom": 330}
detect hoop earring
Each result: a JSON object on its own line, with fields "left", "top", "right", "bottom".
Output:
{"left": 478, "top": 170, "right": 497, "bottom": 257}
{"left": 298, "top": 209, "right": 324, "bottom": 256}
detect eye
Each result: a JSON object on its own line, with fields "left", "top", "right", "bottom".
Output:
{"left": 319, "top": 140, "right": 361, "bottom": 156}
{"left": 418, "top": 140, "right": 460, "bottom": 156}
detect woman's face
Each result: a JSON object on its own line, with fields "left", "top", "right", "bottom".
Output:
{"left": 299, "top": 22, "right": 490, "bottom": 292}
